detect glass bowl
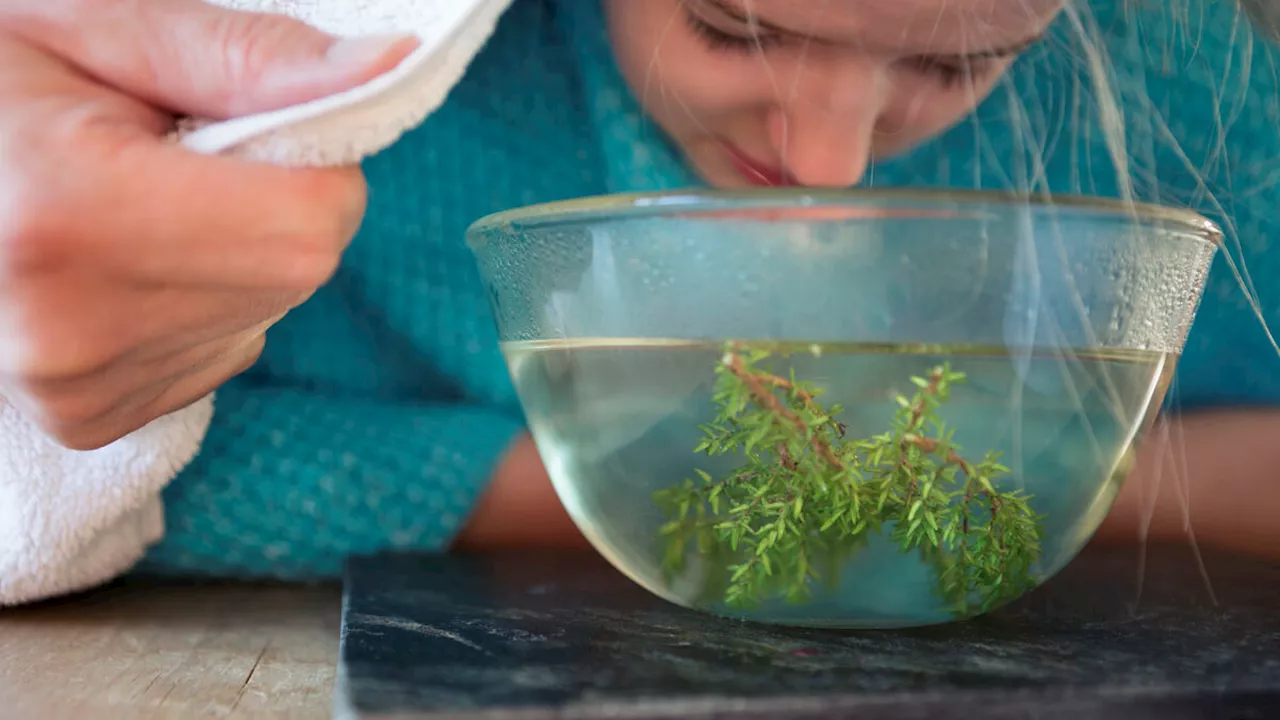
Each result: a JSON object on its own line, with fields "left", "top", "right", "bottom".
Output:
{"left": 466, "top": 189, "right": 1220, "bottom": 629}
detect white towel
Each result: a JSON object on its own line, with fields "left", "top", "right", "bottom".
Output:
{"left": 0, "top": 0, "right": 511, "bottom": 606}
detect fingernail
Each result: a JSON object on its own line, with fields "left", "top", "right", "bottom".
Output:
{"left": 325, "top": 34, "right": 421, "bottom": 70}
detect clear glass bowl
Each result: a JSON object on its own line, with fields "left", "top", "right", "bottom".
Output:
{"left": 467, "top": 189, "right": 1221, "bottom": 629}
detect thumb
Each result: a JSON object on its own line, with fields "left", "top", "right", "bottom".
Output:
{"left": 13, "top": 0, "right": 419, "bottom": 119}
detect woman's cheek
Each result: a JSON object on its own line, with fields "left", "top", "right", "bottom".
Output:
{"left": 873, "top": 90, "right": 948, "bottom": 146}
{"left": 651, "top": 47, "right": 784, "bottom": 110}
{"left": 877, "top": 78, "right": 1005, "bottom": 151}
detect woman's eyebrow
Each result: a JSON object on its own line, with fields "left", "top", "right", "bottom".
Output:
{"left": 700, "top": 0, "right": 1045, "bottom": 58}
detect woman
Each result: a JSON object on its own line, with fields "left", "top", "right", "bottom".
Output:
{"left": 0, "top": 0, "right": 1275, "bottom": 601}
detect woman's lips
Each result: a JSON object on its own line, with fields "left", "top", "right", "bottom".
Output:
{"left": 721, "top": 142, "right": 796, "bottom": 187}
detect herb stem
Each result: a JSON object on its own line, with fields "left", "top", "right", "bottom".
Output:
{"left": 722, "top": 351, "right": 845, "bottom": 470}
{"left": 655, "top": 341, "right": 1045, "bottom": 618}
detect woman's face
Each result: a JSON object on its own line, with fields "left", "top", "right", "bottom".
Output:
{"left": 605, "top": 0, "right": 1065, "bottom": 189}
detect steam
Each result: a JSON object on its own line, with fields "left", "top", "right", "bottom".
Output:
{"left": 645, "top": 0, "right": 1280, "bottom": 607}
{"left": 1058, "top": 0, "right": 1274, "bottom": 606}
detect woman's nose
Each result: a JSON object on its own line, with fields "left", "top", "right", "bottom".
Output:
{"left": 768, "top": 108, "right": 874, "bottom": 188}
{"left": 768, "top": 62, "right": 884, "bottom": 188}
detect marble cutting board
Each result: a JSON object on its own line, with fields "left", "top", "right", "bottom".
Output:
{"left": 334, "top": 542, "right": 1280, "bottom": 719}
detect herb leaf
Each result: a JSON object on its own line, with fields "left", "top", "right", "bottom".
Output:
{"left": 653, "top": 342, "right": 1045, "bottom": 618}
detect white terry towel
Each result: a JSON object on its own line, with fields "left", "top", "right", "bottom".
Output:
{"left": 0, "top": 0, "right": 512, "bottom": 606}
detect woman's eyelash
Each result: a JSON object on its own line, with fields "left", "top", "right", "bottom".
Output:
{"left": 683, "top": 9, "right": 782, "bottom": 53}
{"left": 683, "top": 6, "right": 988, "bottom": 91}
{"left": 909, "top": 57, "right": 980, "bottom": 90}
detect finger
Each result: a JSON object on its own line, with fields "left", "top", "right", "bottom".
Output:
{"left": 97, "top": 283, "right": 302, "bottom": 367}
{"left": 120, "top": 305, "right": 291, "bottom": 368}
{"left": 46, "top": 128, "right": 369, "bottom": 289}
{"left": 1, "top": 267, "right": 299, "bottom": 379}
{"left": 120, "top": 332, "right": 265, "bottom": 439}
{"left": 8, "top": 0, "right": 419, "bottom": 120}
{"left": 15, "top": 325, "right": 262, "bottom": 427}
{"left": 28, "top": 331, "right": 265, "bottom": 450}
{"left": 0, "top": 34, "right": 369, "bottom": 290}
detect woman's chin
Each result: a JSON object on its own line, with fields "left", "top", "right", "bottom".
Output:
{"left": 691, "top": 165, "right": 756, "bottom": 190}
{"left": 679, "top": 151, "right": 749, "bottom": 190}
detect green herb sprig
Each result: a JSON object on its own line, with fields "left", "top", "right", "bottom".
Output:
{"left": 653, "top": 342, "right": 1044, "bottom": 617}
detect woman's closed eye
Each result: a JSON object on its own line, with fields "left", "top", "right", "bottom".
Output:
{"left": 682, "top": 4, "right": 784, "bottom": 53}
{"left": 683, "top": 3, "right": 1000, "bottom": 92}
{"left": 904, "top": 56, "right": 986, "bottom": 90}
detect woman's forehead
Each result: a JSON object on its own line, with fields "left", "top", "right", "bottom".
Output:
{"left": 699, "top": 0, "right": 1065, "bottom": 54}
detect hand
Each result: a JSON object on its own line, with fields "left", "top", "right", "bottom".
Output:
{"left": 454, "top": 434, "right": 589, "bottom": 550}
{"left": 0, "top": 0, "right": 417, "bottom": 449}
{"left": 1096, "top": 408, "right": 1280, "bottom": 558}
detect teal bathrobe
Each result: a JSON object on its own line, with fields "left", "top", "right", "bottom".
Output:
{"left": 140, "top": 0, "right": 1280, "bottom": 576}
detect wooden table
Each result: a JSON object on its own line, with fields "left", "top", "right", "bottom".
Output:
{"left": 0, "top": 579, "right": 342, "bottom": 719}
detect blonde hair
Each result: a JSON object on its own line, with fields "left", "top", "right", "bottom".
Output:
{"left": 974, "top": 0, "right": 1279, "bottom": 591}
{"left": 685, "top": 0, "right": 1280, "bottom": 590}
{"left": 1061, "top": 0, "right": 1278, "bottom": 351}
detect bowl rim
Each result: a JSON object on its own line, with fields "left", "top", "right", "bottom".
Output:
{"left": 465, "top": 187, "right": 1223, "bottom": 248}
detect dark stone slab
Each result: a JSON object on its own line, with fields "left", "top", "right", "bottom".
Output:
{"left": 334, "top": 543, "right": 1280, "bottom": 719}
